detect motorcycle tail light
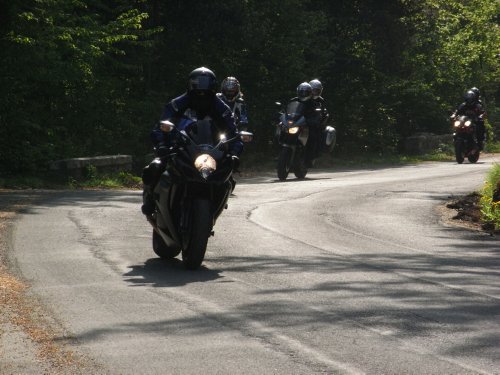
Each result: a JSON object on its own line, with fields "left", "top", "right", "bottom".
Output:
{"left": 194, "top": 154, "right": 216, "bottom": 179}
{"left": 288, "top": 127, "right": 299, "bottom": 134}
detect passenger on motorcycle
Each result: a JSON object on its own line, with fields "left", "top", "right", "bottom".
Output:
{"left": 141, "top": 67, "right": 243, "bottom": 216}
{"left": 291, "top": 82, "right": 322, "bottom": 167}
{"left": 309, "top": 79, "right": 329, "bottom": 125}
{"left": 217, "top": 76, "right": 249, "bottom": 130}
{"left": 309, "top": 79, "right": 331, "bottom": 157}
{"left": 451, "top": 89, "right": 486, "bottom": 150}
{"left": 470, "top": 87, "right": 483, "bottom": 105}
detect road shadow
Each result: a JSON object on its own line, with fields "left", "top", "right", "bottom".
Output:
{"left": 123, "top": 257, "right": 223, "bottom": 288}
{"left": 271, "top": 176, "right": 332, "bottom": 183}
{"left": 69, "top": 251, "right": 500, "bottom": 364}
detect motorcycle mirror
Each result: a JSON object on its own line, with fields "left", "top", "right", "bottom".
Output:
{"left": 239, "top": 131, "right": 254, "bottom": 143}
{"left": 159, "top": 120, "right": 175, "bottom": 132}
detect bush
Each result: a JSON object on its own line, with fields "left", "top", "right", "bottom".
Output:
{"left": 480, "top": 164, "right": 500, "bottom": 230}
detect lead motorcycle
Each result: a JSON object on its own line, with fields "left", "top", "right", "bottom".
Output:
{"left": 452, "top": 115, "right": 480, "bottom": 164}
{"left": 274, "top": 101, "right": 336, "bottom": 180}
{"left": 147, "top": 118, "right": 253, "bottom": 269}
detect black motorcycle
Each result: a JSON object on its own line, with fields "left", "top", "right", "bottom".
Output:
{"left": 274, "top": 101, "right": 310, "bottom": 180}
{"left": 274, "top": 101, "right": 336, "bottom": 180}
{"left": 148, "top": 118, "right": 253, "bottom": 269}
{"left": 452, "top": 115, "right": 480, "bottom": 164}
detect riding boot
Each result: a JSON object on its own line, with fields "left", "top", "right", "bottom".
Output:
{"left": 141, "top": 185, "right": 155, "bottom": 216}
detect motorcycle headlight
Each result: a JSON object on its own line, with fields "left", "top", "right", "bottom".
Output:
{"left": 454, "top": 120, "right": 461, "bottom": 127}
{"left": 194, "top": 154, "right": 216, "bottom": 179}
{"left": 288, "top": 127, "right": 299, "bottom": 134}
{"left": 464, "top": 120, "right": 472, "bottom": 127}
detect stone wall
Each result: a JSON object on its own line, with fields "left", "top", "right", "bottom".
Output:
{"left": 404, "top": 133, "right": 454, "bottom": 155}
{"left": 49, "top": 155, "right": 133, "bottom": 179}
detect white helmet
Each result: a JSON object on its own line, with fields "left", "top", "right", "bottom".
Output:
{"left": 309, "top": 79, "right": 323, "bottom": 99}
{"left": 297, "top": 82, "right": 313, "bottom": 102}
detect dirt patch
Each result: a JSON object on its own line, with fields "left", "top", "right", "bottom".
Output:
{"left": 0, "top": 190, "right": 102, "bottom": 374}
{"left": 441, "top": 192, "right": 499, "bottom": 235}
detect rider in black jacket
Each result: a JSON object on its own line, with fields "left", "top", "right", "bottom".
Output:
{"left": 451, "top": 90, "right": 486, "bottom": 150}
{"left": 292, "top": 82, "right": 322, "bottom": 167}
{"left": 141, "top": 67, "right": 242, "bottom": 216}
{"left": 217, "top": 76, "right": 249, "bottom": 130}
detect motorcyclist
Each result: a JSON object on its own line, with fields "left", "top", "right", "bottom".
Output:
{"left": 309, "top": 79, "right": 329, "bottom": 125}
{"left": 141, "top": 67, "right": 243, "bottom": 216}
{"left": 451, "top": 89, "right": 486, "bottom": 150}
{"left": 291, "top": 82, "right": 322, "bottom": 167}
{"left": 309, "top": 79, "right": 331, "bottom": 159}
{"left": 217, "top": 76, "right": 249, "bottom": 130}
{"left": 470, "top": 87, "right": 483, "bottom": 105}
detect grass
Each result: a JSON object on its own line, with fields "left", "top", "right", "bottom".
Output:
{"left": 0, "top": 170, "right": 142, "bottom": 190}
{"left": 479, "top": 163, "right": 500, "bottom": 230}
{"left": 242, "top": 145, "right": 455, "bottom": 173}
{"left": 68, "top": 168, "right": 142, "bottom": 189}
{"left": 0, "top": 142, "right": 496, "bottom": 190}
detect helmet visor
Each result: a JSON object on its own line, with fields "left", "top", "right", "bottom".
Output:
{"left": 224, "top": 89, "right": 238, "bottom": 101}
{"left": 190, "top": 75, "right": 214, "bottom": 91}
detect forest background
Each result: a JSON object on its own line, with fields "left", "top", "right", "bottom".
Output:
{"left": 0, "top": 0, "right": 499, "bottom": 175}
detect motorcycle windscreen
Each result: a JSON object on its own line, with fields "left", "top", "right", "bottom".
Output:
{"left": 185, "top": 119, "right": 219, "bottom": 147}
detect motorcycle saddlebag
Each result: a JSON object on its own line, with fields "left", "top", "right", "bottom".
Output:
{"left": 323, "top": 126, "right": 336, "bottom": 152}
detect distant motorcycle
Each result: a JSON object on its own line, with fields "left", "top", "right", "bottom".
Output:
{"left": 452, "top": 115, "right": 480, "bottom": 164}
{"left": 274, "top": 100, "right": 309, "bottom": 180}
{"left": 147, "top": 118, "right": 253, "bottom": 269}
{"left": 274, "top": 101, "right": 336, "bottom": 180}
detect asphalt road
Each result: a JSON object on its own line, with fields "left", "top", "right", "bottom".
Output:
{"left": 9, "top": 156, "right": 500, "bottom": 374}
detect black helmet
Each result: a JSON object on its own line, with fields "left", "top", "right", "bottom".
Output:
{"left": 309, "top": 79, "right": 323, "bottom": 99}
{"left": 470, "top": 87, "right": 480, "bottom": 100}
{"left": 221, "top": 77, "right": 241, "bottom": 102}
{"left": 188, "top": 67, "right": 217, "bottom": 95}
{"left": 464, "top": 90, "right": 476, "bottom": 104}
{"left": 297, "top": 82, "right": 312, "bottom": 102}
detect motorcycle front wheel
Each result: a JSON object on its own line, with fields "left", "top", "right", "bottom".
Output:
{"left": 454, "top": 141, "right": 465, "bottom": 164}
{"left": 152, "top": 230, "right": 181, "bottom": 259}
{"left": 182, "top": 199, "right": 212, "bottom": 270}
{"left": 293, "top": 152, "right": 308, "bottom": 179}
{"left": 277, "top": 147, "right": 292, "bottom": 181}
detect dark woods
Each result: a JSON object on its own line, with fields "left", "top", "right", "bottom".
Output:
{"left": 0, "top": 0, "right": 498, "bottom": 174}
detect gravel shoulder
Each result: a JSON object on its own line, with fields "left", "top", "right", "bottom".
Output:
{"left": 0, "top": 190, "right": 102, "bottom": 374}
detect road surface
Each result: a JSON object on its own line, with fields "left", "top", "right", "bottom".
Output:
{"left": 7, "top": 156, "right": 500, "bottom": 374}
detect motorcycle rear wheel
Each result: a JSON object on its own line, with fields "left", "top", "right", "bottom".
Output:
{"left": 468, "top": 151, "right": 480, "bottom": 163}
{"left": 182, "top": 199, "right": 212, "bottom": 270}
{"left": 454, "top": 141, "right": 465, "bottom": 164}
{"left": 152, "top": 230, "right": 181, "bottom": 259}
{"left": 277, "top": 147, "right": 292, "bottom": 181}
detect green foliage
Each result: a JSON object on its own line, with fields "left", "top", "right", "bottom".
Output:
{"left": 70, "top": 170, "right": 142, "bottom": 189}
{"left": 0, "top": 0, "right": 498, "bottom": 176}
{"left": 0, "top": 0, "right": 159, "bottom": 175}
{"left": 485, "top": 142, "right": 500, "bottom": 153}
{"left": 480, "top": 164, "right": 500, "bottom": 229}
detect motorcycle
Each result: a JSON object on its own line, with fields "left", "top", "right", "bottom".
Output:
{"left": 147, "top": 118, "right": 253, "bottom": 269}
{"left": 274, "top": 101, "right": 336, "bottom": 180}
{"left": 274, "top": 100, "right": 310, "bottom": 180}
{"left": 452, "top": 115, "right": 480, "bottom": 164}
